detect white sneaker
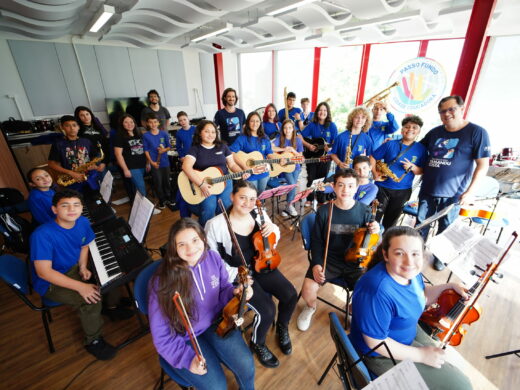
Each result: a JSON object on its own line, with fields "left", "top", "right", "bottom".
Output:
{"left": 280, "top": 210, "right": 289, "bottom": 217}
{"left": 297, "top": 305, "right": 316, "bottom": 331}
{"left": 286, "top": 205, "right": 298, "bottom": 217}
{"left": 153, "top": 208, "right": 162, "bottom": 215}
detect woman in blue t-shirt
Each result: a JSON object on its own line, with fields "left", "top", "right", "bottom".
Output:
{"left": 350, "top": 226, "right": 472, "bottom": 390}
{"left": 262, "top": 103, "right": 281, "bottom": 140}
{"left": 231, "top": 112, "right": 278, "bottom": 194}
{"left": 272, "top": 119, "right": 304, "bottom": 217}
{"left": 182, "top": 120, "right": 247, "bottom": 227}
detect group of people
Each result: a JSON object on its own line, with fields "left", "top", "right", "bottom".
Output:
{"left": 23, "top": 85, "right": 490, "bottom": 389}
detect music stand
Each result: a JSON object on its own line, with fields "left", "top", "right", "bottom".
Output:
{"left": 258, "top": 184, "right": 297, "bottom": 222}
{"left": 287, "top": 188, "right": 315, "bottom": 240}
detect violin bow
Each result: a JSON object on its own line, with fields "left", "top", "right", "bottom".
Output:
{"left": 218, "top": 199, "right": 250, "bottom": 270}
{"left": 439, "top": 231, "right": 518, "bottom": 348}
{"left": 172, "top": 292, "right": 206, "bottom": 368}
{"left": 321, "top": 200, "right": 334, "bottom": 281}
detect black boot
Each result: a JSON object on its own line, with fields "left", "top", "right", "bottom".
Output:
{"left": 276, "top": 323, "right": 292, "bottom": 355}
{"left": 250, "top": 341, "right": 280, "bottom": 368}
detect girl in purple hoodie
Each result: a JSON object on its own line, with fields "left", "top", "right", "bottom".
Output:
{"left": 148, "top": 218, "right": 255, "bottom": 390}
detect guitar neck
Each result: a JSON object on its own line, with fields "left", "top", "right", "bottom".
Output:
{"left": 210, "top": 169, "right": 253, "bottom": 184}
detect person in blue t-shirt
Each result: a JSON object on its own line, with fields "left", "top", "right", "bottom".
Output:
{"left": 175, "top": 111, "right": 196, "bottom": 160}
{"left": 367, "top": 101, "right": 400, "bottom": 149}
{"left": 262, "top": 103, "right": 282, "bottom": 139}
{"left": 278, "top": 92, "right": 304, "bottom": 130}
{"left": 143, "top": 113, "right": 172, "bottom": 209}
{"left": 272, "top": 119, "right": 304, "bottom": 217}
{"left": 231, "top": 112, "right": 280, "bottom": 194}
{"left": 416, "top": 96, "right": 491, "bottom": 271}
{"left": 27, "top": 167, "right": 56, "bottom": 225}
{"left": 331, "top": 106, "right": 373, "bottom": 172}
{"left": 350, "top": 226, "right": 472, "bottom": 390}
{"left": 213, "top": 88, "right": 246, "bottom": 145}
{"left": 300, "top": 101, "right": 338, "bottom": 204}
{"left": 352, "top": 156, "right": 378, "bottom": 205}
{"left": 300, "top": 97, "right": 314, "bottom": 127}
{"left": 370, "top": 115, "right": 427, "bottom": 229}
{"left": 30, "top": 190, "right": 119, "bottom": 361}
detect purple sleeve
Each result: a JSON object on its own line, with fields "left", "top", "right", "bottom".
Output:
{"left": 213, "top": 251, "right": 235, "bottom": 307}
{"left": 148, "top": 280, "right": 196, "bottom": 370}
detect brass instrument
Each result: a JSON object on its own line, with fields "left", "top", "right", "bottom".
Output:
{"left": 363, "top": 81, "right": 399, "bottom": 106}
{"left": 344, "top": 144, "right": 352, "bottom": 167}
{"left": 57, "top": 143, "right": 104, "bottom": 186}
{"left": 375, "top": 160, "right": 407, "bottom": 183}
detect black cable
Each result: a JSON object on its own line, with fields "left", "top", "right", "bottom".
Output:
{"left": 61, "top": 359, "right": 97, "bottom": 390}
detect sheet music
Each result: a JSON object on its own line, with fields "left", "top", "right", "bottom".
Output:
{"left": 99, "top": 170, "right": 113, "bottom": 203}
{"left": 128, "top": 192, "right": 154, "bottom": 243}
{"left": 427, "top": 220, "right": 482, "bottom": 265}
{"left": 363, "top": 360, "right": 428, "bottom": 390}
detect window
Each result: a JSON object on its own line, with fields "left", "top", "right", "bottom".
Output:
{"left": 239, "top": 51, "right": 272, "bottom": 114}
{"left": 318, "top": 45, "right": 363, "bottom": 130}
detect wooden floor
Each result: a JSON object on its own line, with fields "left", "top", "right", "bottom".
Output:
{"left": 1, "top": 189, "right": 519, "bottom": 390}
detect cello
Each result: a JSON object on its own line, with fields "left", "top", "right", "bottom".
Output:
{"left": 215, "top": 199, "right": 252, "bottom": 337}
{"left": 253, "top": 200, "right": 282, "bottom": 273}
{"left": 420, "top": 231, "right": 517, "bottom": 347}
{"left": 345, "top": 200, "right": 380, "bottom": 268}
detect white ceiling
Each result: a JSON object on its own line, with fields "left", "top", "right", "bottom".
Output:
{"left": 0, "top": 0, "right": 519, "bottom": 52}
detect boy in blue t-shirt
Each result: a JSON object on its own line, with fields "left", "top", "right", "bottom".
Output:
{"left": 278, "top": 92, "right": 304, "bottom": 130}
{"left": 143, "top": 113, "right": 172, "bottom": 209}
{"left": 175, "top": 111, "right": 195, "bottom": 160}
{"left": 30, "top": 190, "right": 119, "bottom": 360}
{"left": 27, "top": 167, "right": 56, "bottom": 225}
{"left": 370, "top": 115, "right": 427, "bottom": 229}
{"left": 353, "top": 156, "right": 378, "bottom": 205}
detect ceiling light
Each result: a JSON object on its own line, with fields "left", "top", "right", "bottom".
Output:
{"left": 267, "top": 0, "right": 318, "bottom": 16}
{"left": 254, "top": 37, "right": 296, "bottom": 49}
{"left": 89, "top": 5, "right": 115, "bottom": 33}
{"left": 192, "top": 23, "right": 232, "bottom": 43}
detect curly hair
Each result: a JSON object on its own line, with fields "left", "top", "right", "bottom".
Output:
{"left": 346, "top": 106, "right": 372, "bottom": 133}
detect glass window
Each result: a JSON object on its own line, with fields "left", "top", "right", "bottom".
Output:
{"left": 239, "top": 52, "right": 272, "bottom": 115}
{"left": 318, "top": 45, "right": 363, "bottom": 130}
{"left": 418, "top": 39, "right": 465, "bottom": 134}
{"left": 469, "top": 35, "right": 520, "bottom": 152}
{"left": 275, "top": 48, "right": 314, "bottom": 115}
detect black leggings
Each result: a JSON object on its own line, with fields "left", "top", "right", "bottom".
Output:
{"left": 247, "top": 269, "right": 297, "bottom": 345}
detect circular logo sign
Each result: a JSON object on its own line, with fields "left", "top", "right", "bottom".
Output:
{"left": 388, "top": 57, "right": 447, "bottom": 113}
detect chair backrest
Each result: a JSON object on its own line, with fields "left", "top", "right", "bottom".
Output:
{"left": 329, "top": 312, "right": 372, "bottom": 389}
{"left": 300, "top": 212, "right": 316, "bottom": 251}
{"left": 0, "top": 254, "right": 29, "bottom": 295}
{"left": 133, "top": 259, "right": 162, "bottom": 315}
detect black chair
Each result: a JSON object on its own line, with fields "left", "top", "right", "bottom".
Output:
{"left": 318, "top": 312, "right": 396, "bottom": 389}
{"left": 299, "top": 212, "right": 351, "bottom": 328}
{"left": 133, "top": 259, "right": 192, "bottom": 390}
{"left": 0, "top": 254, "right": 62, "bottom": 353}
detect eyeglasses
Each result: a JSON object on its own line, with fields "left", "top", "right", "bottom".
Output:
{"left": 438, "top": 106, "right": 460, "bottom": 115}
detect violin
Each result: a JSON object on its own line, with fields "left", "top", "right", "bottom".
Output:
{"left": 252, "top": 200, "right": 281, "bottom": 273}
{"left": 216, "top": 266, "right": 249, "bottom": 337}
{"left": 215, "top": 199, "right": 252, "bottom": 337}
{"left": 345, "top": 200, "right": 380, "bottom": 268}
{"left": 420, "top": 231, "right": 517, "bottom": 348}
{"left": 172, "top": 292, "right": 206, "bottom": 369}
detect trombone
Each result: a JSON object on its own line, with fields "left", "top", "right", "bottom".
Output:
{"left": 363, "top": 81, "right": 399, "bottom": 106}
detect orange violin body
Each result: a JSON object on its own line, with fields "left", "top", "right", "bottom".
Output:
{"left": 253, "top": 231, "right": 281, "bottom": 273}
{"left": 420, "top": 289, "right": 482, "bottom": 346}
{"left": 345, "top": 228, "right": 379, "bottom": 268}
{"left": 459, "top": 207, "right": 496, "bottom": 220}
{"left": 216, "top": 266, "right": 249, "bottom": 337}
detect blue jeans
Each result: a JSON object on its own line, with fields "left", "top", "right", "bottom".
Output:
{"left": 282, "top": 168, "right": 300, "bottom": 205}
{"left": 416, "top": 193, "right": 460, "bottom": 240}
{"left": 129, "top": 168, "right": 146, "bottom": 197}
{"left": 162, "top": 326, "right": 255, "bottom": 390}
{"left": 189, "top": 180, "right": 232, "bottom": 227}
{"left": 249, "top": 175, "right": 270, "bottom": 194}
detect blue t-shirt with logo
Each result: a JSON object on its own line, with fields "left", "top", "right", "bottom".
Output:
{"left": 420, "top": 123, "right": 491, "bottom": 197}
{"left": 30, "top": 216, "right": 95, "bottom": 296}
{"left": 214, "top": 108, "right": 246, "bottom": 145}
{"left": 331, "top": 131, "right": 373, "bottom": 170}
{"left": 263, "top": 122, "right": 281, "bottom": 138}
{"left": 278, "top": 107, "right": 303, "bottom": 129}
{"left": 143, "top": 130, "right": 171, "bottom": 168}
{"left": 350, "top": 261, "right": 426, "bottom": 356}
{"left": 368, "top": 112, "right": 400, "bottom": 150}
{"left": 28, "top": 188, "right": 56, "bottom": 225}
{"left": 355, "top": 183, "right": 378, "bottom": 205}
{"left": 372, "top": 140, "right": 427, "bottom": 190}
{"left": 230, "top": 135, "right": 273, "bottom": 182}
{"left": 301, "top": 121, "right": 338, "bottom": 146}
{"left": 175, "top": 126, "right": 195, "bottom": 158}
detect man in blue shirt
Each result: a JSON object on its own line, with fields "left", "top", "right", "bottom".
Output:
{"left": 278, "top": 92, "right": 304, "bottom": 130}
{"left": 370, "top": 115, "right": 426, "bottom": 229}
{"left": 417, "top": 95, "right": 491, "bottom": 270}
{"left": 213, "top": 87, "right": 246, "bottom": 145}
